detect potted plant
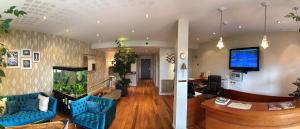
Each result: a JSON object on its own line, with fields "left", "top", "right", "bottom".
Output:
{"left": 111, "top": 40, "right": 138, "bottom": 96}
{"left": 0, "top": 6, "right": 26, "bottom": 83}
{"left": 285, "top": 7, "right": 300, "bottom": 32}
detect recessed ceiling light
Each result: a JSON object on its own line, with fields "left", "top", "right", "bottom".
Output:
{"left": 213, "top": 32, "right": 216, "bottom": 35}
{"left": 96, "top": 33, "right": 100, "bottom": 37}
{"left": 196, "top": 37, "right": 200, "bottom": 41}
{"left": 145, "top": 13, "right": 150, "bottom": 19}
{"left": 43, "top": 16, "right": 47, "bottom": 20}
{"left": 65, "top": 29, "right": 69, "bottom": 32}
{"left": 97, "top": 20, "right": 100, "bottom": 24}
{"left": 277, "top": 20, "right": 281, "bottom": 24}
{"left": 131, "top": 29, "right": 135, "bottom": 33}
{"left": 238, "top": 25, "right": 242, "bottom": 29}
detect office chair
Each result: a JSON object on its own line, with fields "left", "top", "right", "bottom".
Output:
{"left": 188, "top": 82, "right": 195, "bottom": 98}
{"left": 201, "top": 75, "right": 222, "bottom": 99}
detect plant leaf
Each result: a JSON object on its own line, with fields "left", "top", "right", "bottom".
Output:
{"left": 0, "top": 70, "right": 5, "bottom": 77}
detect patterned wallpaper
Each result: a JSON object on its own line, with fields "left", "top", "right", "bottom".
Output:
{"left": 0, "top": 30, "right": 106, "bottom": 96}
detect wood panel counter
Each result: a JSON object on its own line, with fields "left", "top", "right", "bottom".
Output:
{"left": 202, "top": 99, "right": 300, "bottom": 129}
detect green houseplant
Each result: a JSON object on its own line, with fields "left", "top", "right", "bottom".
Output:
{"left": 285, "top": 7, "right": 300, "bottom": 32}
{"left": 0, "top": 6, "right": 26, "bottom": 83}
{"left": 112, "top": 40, "right": 138, "bottom": 96}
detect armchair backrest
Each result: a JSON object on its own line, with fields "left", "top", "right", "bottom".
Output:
{"left": 70, "top": 96, "right": 89, "bottom": 118}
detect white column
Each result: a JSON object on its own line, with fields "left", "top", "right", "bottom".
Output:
{"left": 173, "top": 18, "right": 189, "bottom": 129}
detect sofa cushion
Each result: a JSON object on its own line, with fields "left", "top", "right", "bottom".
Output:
{"left": 73, "top": 112, "right": 103, "bottom": 129}
{"left": 0, "top": 98, "right": 7, "bottom": 116}
{"left": 38, "top": 94, "right": 49, "bottom": 112}
{"left": 87, "top": 101, "right": 101, "bottom": 113}
{"left": 19, "top": 99, "right": 39, "bottom": 111}
{"left": 6, "top": 101, "right": 19, "bottom": 115}
{"left": 0, "top": 111, "right": 54, "bottom": 127}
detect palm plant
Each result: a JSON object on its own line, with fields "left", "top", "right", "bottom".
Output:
{"left": 0, "top": 6, "right": 26, "bottom": 83}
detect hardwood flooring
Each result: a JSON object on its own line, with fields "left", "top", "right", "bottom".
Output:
{"left": 55, "top": 80, "right": 202, "bottom": 129}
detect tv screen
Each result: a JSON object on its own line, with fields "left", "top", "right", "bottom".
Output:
{"left": 229, "top": 47, "right": 260, "bottom": 71}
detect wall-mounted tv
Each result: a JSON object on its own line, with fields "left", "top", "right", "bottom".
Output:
{"left": 229, "top": 47, "right": 260, "bottom": 71}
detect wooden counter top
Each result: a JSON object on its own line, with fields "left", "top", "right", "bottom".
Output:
{"left": 202, "top": 99, "right": 300, "bottom": 129}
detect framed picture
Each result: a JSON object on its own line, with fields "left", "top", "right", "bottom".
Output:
{"left": 33, "top": 51, "right": 40, "bottom": 62}
{"left": 21, "top": 49, "right": 31, "bottom": 57}
{"left": 6, "top": 50, "right": 20, "bottom": 68}
{"left": 21, "top": 58, "right": 32, "bottom": 70}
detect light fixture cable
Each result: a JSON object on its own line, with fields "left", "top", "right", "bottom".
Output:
{"left": 217, "top": 8, "right": 225, "bottom": 49}
{"left": 261, "top": 2, "right": 270, "bottom": 49}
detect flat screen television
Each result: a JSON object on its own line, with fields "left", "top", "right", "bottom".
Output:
{"left": 229, "top": 47, "right": 260, "bottom": 71}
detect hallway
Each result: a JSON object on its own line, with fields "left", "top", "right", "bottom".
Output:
{"left": 109, "top": 80, "right": 173, "bottom": 129}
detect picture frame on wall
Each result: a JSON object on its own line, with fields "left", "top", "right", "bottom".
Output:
{"left": 21, "top": 58, "right": 32, "bottom": 70}
{"left": 6, "top": 50, "right": 20, "bottom": 68}
{"left": 33, "top": 51, "right": 40, "bottom": 62}
{"left": 21, "top": 49, "right": 31, "bottom": 57}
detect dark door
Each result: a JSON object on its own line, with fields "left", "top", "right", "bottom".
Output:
{"left": 141, "top": 59, "right": 151, "bottom": 79}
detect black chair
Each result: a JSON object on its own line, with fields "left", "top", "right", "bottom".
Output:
{"left": 201, "top": 75, "right": 222, "bottom": 99}
{"left": 188, "top": 82, "right": 195, "bottom": 98}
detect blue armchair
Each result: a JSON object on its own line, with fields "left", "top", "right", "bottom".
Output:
{"left": 0, "top": 92, "right": 57, "bottom": 127}
{"left": 70, "top": 96, "right": 116, "bottom": 129}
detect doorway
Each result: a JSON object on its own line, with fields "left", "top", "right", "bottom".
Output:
{"left": 141, "top": 59, "right": 151, "bottom": 79}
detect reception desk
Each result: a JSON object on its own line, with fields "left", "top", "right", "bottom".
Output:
{"left": 202, "top": 98, "right": 300, "bottom": 129}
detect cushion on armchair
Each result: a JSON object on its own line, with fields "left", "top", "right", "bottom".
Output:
{"left": 87, "top": 101, "right": 101, "bottom": 113}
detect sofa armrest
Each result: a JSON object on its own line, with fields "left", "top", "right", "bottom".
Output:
{"left": 48, "top": 96, "right": 57, "bottom": 114}
{"left": 70, "top": 96, "right": 89, "bottom": 119}
{"left": 100, "top": 100, "right": 116, "bottom": 129}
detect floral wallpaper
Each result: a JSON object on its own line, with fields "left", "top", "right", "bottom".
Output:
{"left": 0, "top": 30, "right": 106, "bottom": 96}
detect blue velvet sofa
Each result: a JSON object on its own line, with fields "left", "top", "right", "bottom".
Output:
{"left": 70, "top": 96, "right": 116, "bottom": 129}
{"left": 0, "top": 92, "right": 57, "bottom": 127}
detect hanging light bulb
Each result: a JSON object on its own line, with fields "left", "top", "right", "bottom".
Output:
{"left": 261, "top": 2, "right": 270, "bottom": 49}
{"left": 217, "top": 37, "right": 224, "bottom": 49}
{"left": 217, "top": 7, "right": 225, "bottom": 49}
{"left": 261, "top": 35, "right": 269, "bottom": 49}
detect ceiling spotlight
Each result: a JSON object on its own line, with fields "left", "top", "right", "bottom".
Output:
{"left": 43, "top": 16, "right": 47, "bottom": 20}
{"left": 213, "top": 32, "right": 216, "bottom": 35}
{"left": 96, "top": 33, "right": 100, "bottom": 37}
{"left": 146, "top": 13, "right": 150, "bottom": 19}
{"left": 238, "top": 25, "right": 242, "bottom": 29}
{"left": 131, "top": 29, "right": 135, "bottom": 33}
{"left": 97, "top": 20, "right": 100, "bottom": 24}
{"left": 65, "top": 29, "right": 69, "bottom": 32}
{"left": 276, "top": 20, "right": 281, "bottom": 24}
{"left": 196, "top": 37, "right": 200, "bottom": 41}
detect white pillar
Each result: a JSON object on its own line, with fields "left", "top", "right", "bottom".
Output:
{"left": 173, "top": 18, "right": 189, "bottom": 129}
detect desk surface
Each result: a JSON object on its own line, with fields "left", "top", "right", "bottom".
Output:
{"left": 202, "top": 98, "right": 300, "bottom": 129}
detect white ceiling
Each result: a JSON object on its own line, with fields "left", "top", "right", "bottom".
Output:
{"left": 0, "top": 0, "right": 299, "bottom": 46}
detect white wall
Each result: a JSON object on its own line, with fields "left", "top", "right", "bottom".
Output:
{"left": 159, "top": 48, "right": 175, "bottom": 94}
{"left": 191, "top": 32, "right": 300, "bottom": 96}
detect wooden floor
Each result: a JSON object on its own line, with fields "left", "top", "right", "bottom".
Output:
{"left": 55, "top": 80, "right": 201, "bottom": 129}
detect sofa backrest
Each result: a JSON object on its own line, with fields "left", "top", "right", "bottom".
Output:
{"left": 3, "top": 93, "right": 41, "bottom": 102}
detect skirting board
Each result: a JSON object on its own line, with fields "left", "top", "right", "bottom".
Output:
{"left": 159, "top": 92, "right": 174, "bottom": 95}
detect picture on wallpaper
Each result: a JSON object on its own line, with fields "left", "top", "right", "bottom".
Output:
{"left": 33, "top": 51, "right": 40, "bottom": 62}
{"left": 21, "top": 49, "right": 31, "bottom": 57}
{"left": 6, "top": 50, "right": 20, "bottom": 68}
{"left": 21, "top": 58, "right": 32, "bottom": 69}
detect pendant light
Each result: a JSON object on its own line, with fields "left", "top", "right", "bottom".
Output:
{"left": 217, "top": 8, "right": 225, "bottom": 49}
{"left": 261, "top": 2, "right": 270, "bottom": 49}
